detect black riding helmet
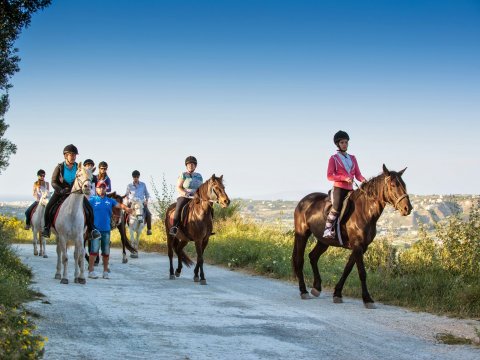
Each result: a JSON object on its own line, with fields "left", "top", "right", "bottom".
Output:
{"left": 83, "top": 159, "right": 94, "bottom": 166}
{"left": 185, "top": 156, "right": 197, "bottom": 166}
{"left": 63, "top": 144, "right": 79, "bottom": 155}
{"left": 333, "top": 131, "right": 350, "bottom": 145}
{"left": 37, "top": 169, "right": 45, "bottom": 176}
{"left": 132, "top": 170, "right": 140, "bottom": 177}
{"left": 99, "top": 161, "right": 108, "bottom": 168}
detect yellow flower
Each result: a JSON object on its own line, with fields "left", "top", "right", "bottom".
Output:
{"left": 22, "top": 329, "right": 30, "bottom": 335}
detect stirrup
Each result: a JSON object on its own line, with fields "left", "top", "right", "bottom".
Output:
{"left": 24, "top": 224, "right": 31, "bottom": 230}
{"left": 323, "top": 228, "right": 335, "bottom": 239}
{"left": 42, "top": 227, "right": 51, "bottom": 238}
{"left": 169, "top": 226, "right": 178, "bottom": 236}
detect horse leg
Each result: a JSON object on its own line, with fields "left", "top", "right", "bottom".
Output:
{"left": 60, "top": 239, "right": 69, "bottom": 284}
{"left": 194, "top": 240, "right": 206, "bottom": 285}
{"left": 354, "top": 248, "right": 375, "bottom": 308}
{"left": 55, "top": 240, "right": 62, "bottom": 280}
{"left": 33, "top": 229, "right": 38, "bottom": 256}
{"left": 73, "top": 245, "right": 80, "bottom": 283}
{"left": 77, "top": 240, "right": 86, "bottom": 284}
{"left": 167, "top": 236, "right": 175, "bottom": 279}
{"left": 333, "top": 251, "right": 357, "bottom": 303}
{"left": 175, "top": 239, "right": 189, "bottom": 277}
{"left": 308, "top": 242, "right": 329, "bottom": 297}
{"left": 121, "top": 227, "right": 128, "bottom": 263}
{"left": 292, "top": 230, "right": 311, "bottom": 299}
{"left": 41, "top": 233, "right": 48, "bottom": 258}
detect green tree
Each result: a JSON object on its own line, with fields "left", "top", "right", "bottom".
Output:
{"left": 0, "top": 0, "right": 51, "bottom": 173}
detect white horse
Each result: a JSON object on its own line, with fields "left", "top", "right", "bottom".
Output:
{"left": 127, "top": 197, "right": 145, "bottom": 258}
{"left": 53, "top": 163, "right": 92, "bottom": 284}
{"left": 31, "top": 190, "right": 50, "bottom": 258}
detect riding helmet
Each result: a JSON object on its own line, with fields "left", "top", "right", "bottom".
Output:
{"left": 99, "top": 161, "right": 108, "bottom": 169}
{"left": 132, "top": 170, "right": 140, "bottom": 177}
{"left": 63, "top": 144, "right": 79, "bottom": 155}
{"left": 83, "top": 159, "right": 94, "bottom": 166}
{"left": 333, "top": 131, "right": 350, "bottom": 145}
{"left": 185, "top": 156, "right": 197, "bottom": 166}
{"left": 37, "top": 169, "right": 46, "bottom": 176}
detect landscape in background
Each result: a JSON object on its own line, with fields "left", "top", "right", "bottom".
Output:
{"left": 2, "top": 194, "right": 478, "bottom": 246}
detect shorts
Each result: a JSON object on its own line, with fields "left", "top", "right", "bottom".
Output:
{"left": 89, "top": 231, "right": 111, "bottom": 257}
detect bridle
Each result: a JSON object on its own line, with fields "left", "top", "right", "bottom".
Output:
{"left": 384, "top": 176, "right": 409, "bottom": 210}
{"left": 70, "top": 170, "right": 92, "bottom": 194}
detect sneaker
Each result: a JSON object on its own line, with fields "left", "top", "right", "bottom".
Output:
{"left": 323, "top": 228, "right": 335, "bottom": 239}
{"left": 42, "top": 227, "right": 51, "bottom": 238}
{"left": 169, "top": 226, "right": 178, "bottom": 236}
{"left": 91, "top": 229, "right": 101, "bottom": 240}
{"left": 147, "top": 229, "right": 152, "bottom": 236}
{"left": 102, "top": 271, "right": 109, "bottom": 279}
{"left": 24, "top": 224, "right": 31, "bottom": 230}
{"left": 88, "top": 271, "right": 98, "bottom": 279}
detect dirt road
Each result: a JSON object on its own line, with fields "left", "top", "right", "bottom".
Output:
{"left": 16, "top": 244, "right": 479, "bottom": 360}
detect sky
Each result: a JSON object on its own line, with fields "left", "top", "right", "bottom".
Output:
{"left": 1, "top": 0, "right": 479, "bottom": 201}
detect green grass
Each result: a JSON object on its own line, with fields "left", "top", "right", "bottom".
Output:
{"left": 0, "top": 217, "right": 47, "bottom": 359}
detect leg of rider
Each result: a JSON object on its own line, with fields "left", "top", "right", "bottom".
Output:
{"left": 170, "top": 197, "right": 190, "bottom": 235}
{"left": 84, "top": 198, "right": 100, "bottom": 239}
{"left": 25, "top": 201, "right": 38, "bottom": 228}
{"left": 42, "top": 193, "right": 62, "bottom": 237}
{"left": 324, "top": 187, "right": 344, "bottom": 236}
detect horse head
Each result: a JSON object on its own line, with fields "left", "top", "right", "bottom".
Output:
{"left": 382, "top": 164, "right": 412, "bottom": 216}
{"left": 39, "top": 190, "right": 50, "bottom": 206}
{"left": 207, "top": 174, "right": 230, "bottom": 208}
{"left": 130, "top": 197, "right": 145, "bottom": 222}
{"left": 71, "top": 162, "right": 93, "bottom": 195}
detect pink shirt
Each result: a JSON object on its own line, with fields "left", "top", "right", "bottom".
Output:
{"left": 327, "top": 153, "right": 366, "bottom": 190}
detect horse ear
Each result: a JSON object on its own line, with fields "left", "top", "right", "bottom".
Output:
{"left": 211, "top": 174, "right": 216, "bottom": 179}
{"left": 78, "top": 162, "right": 82, "bottom": 170}
{"left": 398, "top": 167, "right": 407, "bottom": 176}
{"left": 219, "top": 175, "right": 223, "bottom": 180}
{"left": 382, "top": 164, "right": 390, "bottom": 176}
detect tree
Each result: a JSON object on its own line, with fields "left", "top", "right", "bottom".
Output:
{"left": 0, "top": 0, "right": 51, "bottom": 173}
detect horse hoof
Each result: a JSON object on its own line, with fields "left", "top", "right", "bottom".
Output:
{"left": 175, "top": 271, "right": 181, "bottom": 277}
{"left": 43, "top": 254, "right": 48, "bottom": 258}
{"left": 122, "top": 258, "right": 128, "bottom": 264}
{"left": 333, "top": 296, "right": 343, "bottom": 304}
{"left": 74, "top": 278, "right": 79, "bottom": 283}
{"left": 200, "top": 279, "right": 207, "bottom": 285}
{"left": 34, "top": 250, "right": 38, "bottom": 256}
{"left": 77, "top": 278, "right": 86, "bottom": 285}
{"left": 54, "top": 274, "right": 61, "bottom": 280}
{"left": 169, "top": 275, "right": 176, "bottom": 280}
{"left": 60, "top": 278, "right": 68, "bottom": 284}
{"left": 364, "top": 302, "right": 376, "bottom": 309}
{"left": 311, "top": 288, "right": 321, "bottom": 297}
{"left": 301, "top": 293, "right": 313, "bottom": 300}
{"left": 193, "top": 276, "right": 200, "bottom": 282}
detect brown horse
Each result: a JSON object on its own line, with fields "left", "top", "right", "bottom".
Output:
{"left": 164, "top": 174, "right": 230, "bottom": 285}
{"left": 292, "top": 164, "right": 412, "bottom": 308}
{"left": 108, "top": 192, "right": 136, "bottom": 263}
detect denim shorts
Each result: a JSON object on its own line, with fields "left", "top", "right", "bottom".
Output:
{"left": 89, "top": 231, "right": 111, "bottom": 257}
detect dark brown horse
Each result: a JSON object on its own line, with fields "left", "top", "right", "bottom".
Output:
{"left": 292, "top": 164, "right": 412, "bottom": 308}
{"left": 108, "top": 192, "right": 136, "bottom": 263}
{"left": 164, "top": 175, "right": 230, "bottom": 285}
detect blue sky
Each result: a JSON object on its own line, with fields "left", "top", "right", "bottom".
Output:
{"left": 1, "top": 0, "right": 479, "bottom": 200}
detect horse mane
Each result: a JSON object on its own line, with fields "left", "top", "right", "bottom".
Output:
{"left": 350, "top": 173, "right": 386, "bottom": 202}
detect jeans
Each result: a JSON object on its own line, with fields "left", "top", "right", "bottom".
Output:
{"left": 89, "top": 231, "right": 111, "bottom": 257}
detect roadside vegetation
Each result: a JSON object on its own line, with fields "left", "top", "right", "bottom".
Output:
{"left": 0, "top": 217, "right": 47, "bottom": 359}
{"left": 7, "top": 197, "right": 480, "bottom": 319}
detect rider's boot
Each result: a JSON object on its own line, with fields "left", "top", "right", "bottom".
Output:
{"left": 42, "top": 226, "right": 51, "bottom": 238}
{"left": 323, "top": 209, "right": 338, "bottom": 239}
{"left": 169, "top": 224, "right": 178, "bottom": 236}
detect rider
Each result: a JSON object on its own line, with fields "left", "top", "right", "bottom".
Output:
{"left": 42, "top": 144, "right": 101, "bottom": 241}
{"left": 83, "top": 159, "right": 96, "bottom": 199}
{"left": 323, "top": 131, "right": 366, "bottom": 239}
{"left": 96, "top": 161, "right": 111, "bottom": 192}
{"left": 125, "top": 170, "right": 152, "bottom": 235}
{"left": 24, "top": 169, "right": 50, "bottom": 230}
{"left": 169, "top": 156, "right": 203, "bottom": 236}
{"left": 88, "top": 181, "right": 132, "bottom": 279}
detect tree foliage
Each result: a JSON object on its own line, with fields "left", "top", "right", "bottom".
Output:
{"left": 0, "top": 0, "right": 51, "bottom": 173}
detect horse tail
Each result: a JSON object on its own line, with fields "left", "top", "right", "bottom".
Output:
{"left": 122, "top": 232, "right": 136, "bottom": 253}
{"left": 172, "top": 237, "right": 194, "bottom": 267}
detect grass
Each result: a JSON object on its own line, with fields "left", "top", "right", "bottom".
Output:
{"left": 0, "top": 217, "right": 47, "bottom": 359}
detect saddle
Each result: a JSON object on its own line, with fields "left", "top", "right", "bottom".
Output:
{"left": 49, "top": 196, "right": 87, "bottom": 230}
{"left": 168, "top": 201, "right": 190, "bottom": 227}
{"left": 29, "top": 203, "right": 39, "bottom": 223}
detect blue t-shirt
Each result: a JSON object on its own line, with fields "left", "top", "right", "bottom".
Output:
{"left": 63, "top": 162, "right": 78, "bottom": 186}
{"left": 179, "top": 172, "right": 203, "bottom": 193}
{"left": 89, "top": 195, "right": 118, "bottom": 231}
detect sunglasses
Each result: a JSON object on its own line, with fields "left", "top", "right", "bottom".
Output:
{"left": 99, "top": 167, "right": 108, "bottom": 170}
